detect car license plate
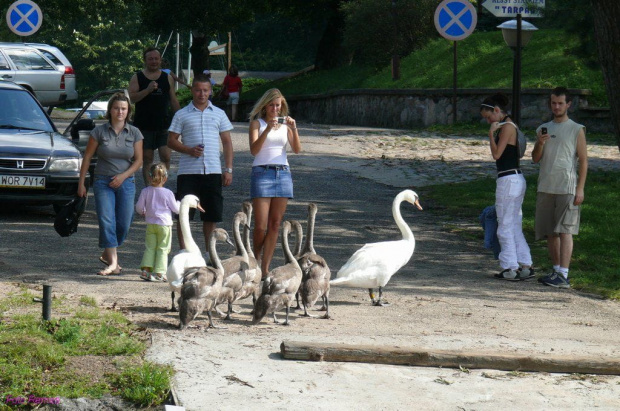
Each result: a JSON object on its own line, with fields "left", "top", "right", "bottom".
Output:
{"left": 0, "top": 175, "right": 46, "bottom": 189}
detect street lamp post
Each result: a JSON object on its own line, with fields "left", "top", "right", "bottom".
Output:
{"left": 498, "top": 16, "right": 538, "bottom": 126}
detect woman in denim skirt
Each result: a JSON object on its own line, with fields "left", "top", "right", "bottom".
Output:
{"left": 78, "top": 92, "right": 144, "bottom": 276}
{"left": 480, "top": 93, "right": 533, "bottom": 281}
{"left": 248, "top": 89, "right": 302, "bottom": 276}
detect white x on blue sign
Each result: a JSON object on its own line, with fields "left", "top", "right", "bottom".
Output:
{"left": 434, "top": 0, "right": 477, "bottom": 41}
{"left": 6, "top": 0, "right": 43, "bottom": 37}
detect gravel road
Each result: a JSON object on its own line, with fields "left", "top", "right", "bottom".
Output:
{"left": 1, "top": 121, "right": 619, "bottom": 410}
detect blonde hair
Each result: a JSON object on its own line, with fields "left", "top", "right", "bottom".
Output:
{"left": 149, "top": 163, "right": 168, "bottom": 186}
{"left": 249, "top": 88, "right": 289, "bottom": 121}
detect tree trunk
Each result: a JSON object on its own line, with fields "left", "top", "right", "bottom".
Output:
{"left": 591, "top": 0, "right": 620, "bottom": 151}
{"left": 190, "top": 33, "right": 211, "bottom": 78}
{"left": 314, "top": 14, "right": 347, "bottom": 70}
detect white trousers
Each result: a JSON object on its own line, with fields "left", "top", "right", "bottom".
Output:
{"left": 495, "top": 174, "right": 532, "bottom": 270}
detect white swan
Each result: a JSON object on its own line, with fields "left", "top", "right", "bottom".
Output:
{"left": 166, "top": 195, "right": 207, "bottom": 311}
{"left": 330, "top": 189, "right": 422, "bottom": 306}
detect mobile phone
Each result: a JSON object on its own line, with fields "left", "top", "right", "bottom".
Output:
{"left": 541, "top": 127, "right": 548, "bottom": 135}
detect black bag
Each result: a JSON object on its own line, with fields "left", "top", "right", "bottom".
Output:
{"left": 54, "top": 196, "right": 87, "bottom": 237}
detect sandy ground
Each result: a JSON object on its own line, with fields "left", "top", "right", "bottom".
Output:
{"left": 1, "top": 122, "right": 619, "bottom": 410}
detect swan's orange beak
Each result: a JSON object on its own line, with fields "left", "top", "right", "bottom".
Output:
{"left": 197, "top": 203, "right": 205, "bottom": 213}
{"left": 414, "top": 199, "right": 423, "bottom": 210}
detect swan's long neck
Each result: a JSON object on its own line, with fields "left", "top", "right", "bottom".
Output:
{"left": 233, "top": 214, "right": 248, "bottom": 259}
{"left": 243, "top": 203, "right": 255, "bottom": 259}
{"left": 291, "top": 221, "right": 303, "bottom": 257}
{"left": 210, "top": 231, "right": 224, "bottom": 271}
{"left": 282, "top": 224, "right": 300, "bottom": 269}
{"left": 301, "top": 205, "right": 317, "bottom": 255}
{"left": 393, "top": 194, "right": 414, "bottom": 243}
{"left": 180, "top": 203, "right": 200, "bottom": 253}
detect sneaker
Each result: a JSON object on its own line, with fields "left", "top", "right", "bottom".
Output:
{"left": 541, "top": 272, "right": 570, "bottom": 289}
{"left": 537, "top": 271, "right": 555, "bottom": 283}
{"left": 517, "top": 266, "right": 535, "bottom": 281}
{"left": 494, "top": 268, "right": 519, "bottom": 280}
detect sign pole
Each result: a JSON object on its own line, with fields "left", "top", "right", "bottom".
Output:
{"left": 512, "top": 13, "right": 522, "bottom": 125}
{"left": 453, "top": 41, "right": 457, "bottom": 124}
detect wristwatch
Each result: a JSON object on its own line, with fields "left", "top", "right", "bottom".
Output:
{"left": 223, "top": 168, "right": 233, "bottom": 174}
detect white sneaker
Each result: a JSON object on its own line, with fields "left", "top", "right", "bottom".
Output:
{"left": 494, "top": 268, "right": 518, "bottom": 280}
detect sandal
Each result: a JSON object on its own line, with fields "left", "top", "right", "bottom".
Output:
{"left": 97, "top": 266, "right": 122, "bottom": 276}
{"left": 140, "top": 271, "right": 151, "bottom": 281}
{"left": 99, "top": 256, "right": 122, "bottom": 271}
{"left": 149, "top": 273, "right": 166, "bottom": 282}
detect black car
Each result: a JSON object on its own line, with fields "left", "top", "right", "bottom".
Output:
{"left": 0, "top": 81, "right": 84, "bottom": 211}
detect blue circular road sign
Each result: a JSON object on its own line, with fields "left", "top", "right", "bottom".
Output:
{"left": 434, "top": 0, "right": 477, "bottom": 41}
{"left": 6, "top": 0, "right": 43, "bottom": 37}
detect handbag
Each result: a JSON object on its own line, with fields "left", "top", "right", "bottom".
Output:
{"left": 54, "top": 196, "right": 87, "bottom": 237}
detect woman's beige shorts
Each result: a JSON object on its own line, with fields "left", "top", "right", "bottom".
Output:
{"left": 535, "top": 192, "right": 580, "bottom": 240}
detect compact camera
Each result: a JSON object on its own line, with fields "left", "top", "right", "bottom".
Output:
{"left": 276, "top": 117, "right": 286, "bottom": 124}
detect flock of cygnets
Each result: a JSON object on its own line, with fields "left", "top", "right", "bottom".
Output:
{"left": 169, "top": 189, "right": 422, "bottom": 330}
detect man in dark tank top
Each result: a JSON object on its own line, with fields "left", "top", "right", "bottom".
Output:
{"left": 129, "top": 47, "right": 180, "bottom": 185}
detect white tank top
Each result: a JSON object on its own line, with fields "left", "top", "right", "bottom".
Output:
{"left": 252, "top": 118, "right": 289, "bottom": 166}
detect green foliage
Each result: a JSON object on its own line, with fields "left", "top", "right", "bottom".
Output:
{"left": 2, "top": 0, "right": 149, "bottom": 103}
{"left": 245, "top": 29, "right": 608, "bottom": 107}
{"left": 423, "top": 170, "right": 620, "bottom": 299}
{"left": 0, "top": 289, "right": 168, "bottom": 406}
{"left": 110, "top": 362, "right": 173, "bottom": 407}
{"left": 341, "top": 0, "right": 437, "bottom": 67}
{"left": 176, "top": 77, "right": 269, "bottom": 107}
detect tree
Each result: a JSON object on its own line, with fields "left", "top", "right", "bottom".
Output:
{"left": 1, "top": 0, "right": 147, "bottom": 100}
{"left": 341, "top": 0, "right": 437, "bottom": 68}
{"left": 139, "top": 1, "right": 266, "bottom": 75}
{"left": 591, "top": 0, "right": 620, "bottom": 150}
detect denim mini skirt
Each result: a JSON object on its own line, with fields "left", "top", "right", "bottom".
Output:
{"left": 250, "top": 165, "right": 294, "bottom": 199}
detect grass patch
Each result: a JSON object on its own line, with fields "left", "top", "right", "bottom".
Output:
{"left": 0, "top": 286, "right": 171, "bottom": 407}
{"left": 242, "top": 29, "right": 608, "bottom": 106}
{"left": 422, "top": 170, "right": 620, "bottom": 299}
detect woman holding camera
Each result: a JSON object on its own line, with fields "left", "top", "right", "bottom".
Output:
{"left": 78, "top": 92, "right": 144, "bottom": 276}
{"left": 248, "top": 88, "right": 301, "bottom": 276}
{"left": 480, "top": 93, "right": 533, "bottom": 281}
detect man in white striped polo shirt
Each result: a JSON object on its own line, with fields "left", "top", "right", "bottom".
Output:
{"left": 168, "top": 74, "right": 234, "bottom": 254}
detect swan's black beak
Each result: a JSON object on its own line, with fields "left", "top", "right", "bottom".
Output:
{"left": 414, "top": 199, "right": 423, "bottom": 210}
{"left": 226, "top": 237, "right": 235, "bottom": 247}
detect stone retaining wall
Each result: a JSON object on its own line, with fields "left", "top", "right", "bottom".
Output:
{"left": 239, "top": 88, "right": 612, "bottom": 132}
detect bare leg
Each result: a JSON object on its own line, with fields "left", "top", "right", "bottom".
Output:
{"left": 547, "top": 235, "right": 561, "bottom": 267}
{"left": 142, "top": 148, "right": 154, "bottom": 185}
{"left": 559, "top": 233, "right": 573, "bottom": 269}
{"left": 101, "top": 247, "right": 120, "bottom": 270}
{"left": 231, "top": 104, "right": 238, "bottom": 122}
{"left": 157, "top": 145, "right": 171, "bottom": 172}
{"left": 254, "top": 198, "right": 288, "bottom": 275}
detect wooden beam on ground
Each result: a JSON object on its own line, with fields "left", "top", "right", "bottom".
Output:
{"left": 280, "top": 340, "right": 620, "bottom": 375}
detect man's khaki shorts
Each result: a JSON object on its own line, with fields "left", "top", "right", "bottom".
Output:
{"left": 535, "top": 192, "right": 580, "bottom": 240}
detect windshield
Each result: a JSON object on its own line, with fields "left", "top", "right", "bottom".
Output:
{"left": 0, "top": 89, "right": 55, "bottom": 133}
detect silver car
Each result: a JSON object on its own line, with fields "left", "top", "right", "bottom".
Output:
{"left": 26, "top": 42, "right": 78, "bottom": 102}
{"left": 0, "top": 42, "right": 74, "bottom": 107}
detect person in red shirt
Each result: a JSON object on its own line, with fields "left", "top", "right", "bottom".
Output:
{"left": 222, "top": 65, "right": 243, "bottom": 121}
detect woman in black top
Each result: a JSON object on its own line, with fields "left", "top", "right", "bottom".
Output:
{"left": 480, "top": 93, "right": 533, "bottom": 281}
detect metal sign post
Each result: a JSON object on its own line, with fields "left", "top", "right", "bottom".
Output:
{"left": 434, "top": 0, "right": 478, "bottom": 124}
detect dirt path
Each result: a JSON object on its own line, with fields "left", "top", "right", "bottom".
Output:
{"left": 1, "top": 123, "right": 619, "bottom": 410}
